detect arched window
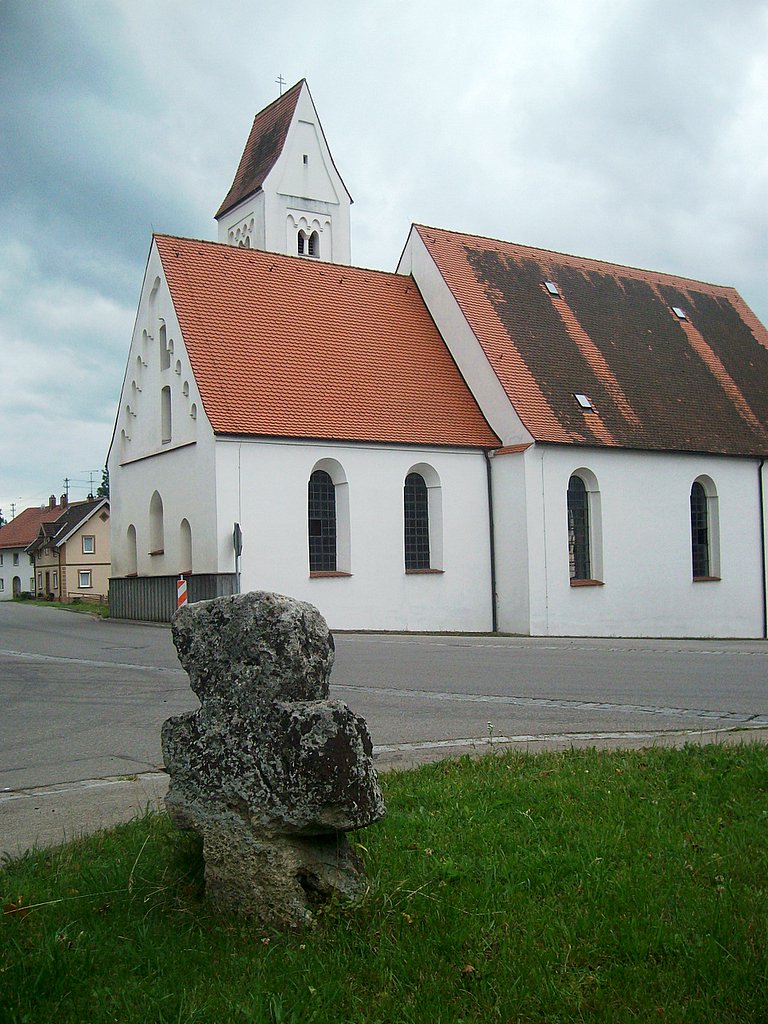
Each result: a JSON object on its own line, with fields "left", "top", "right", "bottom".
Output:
{"left": 297, "top": 230, "right": 307, "bottom": 256}
{"left": 690, "top": 477, "right": 719, "bottom": 580}
{"left": 308, "top": 230, "right": 319, "bottom": 257}
{"left": 149, "top": 491, "right": 164, "bottom": 554}
{"left": 180, "top": 519, "right": 192, "bottom": 573}
{"left": 404, "top": 472, "right": 430, "bottom": 570}
{"left": 159, "top": 322, "right": 171, "bottom": 371}
{"left": 567, "top": 475, "right": 591, "bottom": 581}
{"left": 308, "top": 470, "right": 336, "bottom": 572}
{"left": 161, "top": 386, "right": 172, "bottom": 443}
{"left": 126, "top": 524, "right": 138, "bottom": 575}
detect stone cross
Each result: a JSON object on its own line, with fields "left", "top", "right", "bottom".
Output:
{"left": 161, "top": 591, "right": 385, "bottom": 928}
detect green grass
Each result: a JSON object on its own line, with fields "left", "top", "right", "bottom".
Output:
{"left": 12, "top": 596, "right": 109, "bottom": 617}
{"left": 2, "top": 743, "right": 767, "bottom": 1023}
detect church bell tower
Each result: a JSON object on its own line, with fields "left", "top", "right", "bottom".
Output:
{"left": 215, "top": 80, "right": 352, "bottom": 265}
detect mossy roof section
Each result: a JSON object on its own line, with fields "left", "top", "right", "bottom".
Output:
{"left": 215, "top": 80, "right": 304, "bottom": 220}
{"left": 417, "top": 225, "right": 768, "bottom": 456}
{"left": 155, "top": 234, "right": 499, "bottom": 448}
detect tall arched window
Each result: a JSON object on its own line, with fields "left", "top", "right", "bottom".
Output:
{"left": 690, "top": 478, "right": 719, "bottom": 580}
{"left": 126, "top": 524, "right": 138, "bottom": 575}
{"left": 308, "top": 230, "right": 319, "bottom": 257}
{"left": 567, "top": 475, "right": 591, "bottom": 581}
{"left": 297, "top": 230, "right": 307, "bottom": 255}
{"left": 404, "top": 472, "right": 430, "bottom": 570}
{"left": 161, "top": 386, "right": 172, "bottom": 443}
{"left": 159, "top": 322, "right": 171, "bottom": 371}
{"left": 308, "top": 470, "right": 336, "bottom": 571}
{"left": 149, "top": 491, "right": 164, "bottom": 554}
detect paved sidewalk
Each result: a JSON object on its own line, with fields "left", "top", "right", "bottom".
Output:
{"left": 3, "top": 726, "right": 766, "bottom": 862}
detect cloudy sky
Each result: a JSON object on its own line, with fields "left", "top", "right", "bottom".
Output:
{"left": 1, "top": 0, "right": 766, "bottom": 518}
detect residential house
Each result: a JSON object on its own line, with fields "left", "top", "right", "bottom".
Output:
{"left": 107, "top": 81, "right": 768, "bottom": 637}
{"left": 27, "top": 498, "right": 111, "bottom": 603}
{"left": 0, "top": 497, "right": 65, "bottom": 599}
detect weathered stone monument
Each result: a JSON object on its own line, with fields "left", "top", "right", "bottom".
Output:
{"left": 161, "top": 591, "right": 385, "bottom": 928}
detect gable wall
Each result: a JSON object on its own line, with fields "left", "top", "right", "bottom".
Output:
{"left": 108, "top": 245, "right": 219, "bottom": 581}
{"left": 214, "top": 437, "right": 494, "bottom": 631}
{"left": 60, "top": 509, "right": 111, "bottom": 602}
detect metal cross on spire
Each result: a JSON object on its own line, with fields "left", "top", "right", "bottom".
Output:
{"left": 275, "top": 74, "right": 286, "bottom": 95}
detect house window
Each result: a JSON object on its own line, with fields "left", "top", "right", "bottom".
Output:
{"left": 404, "top": 472, "right": 430, "bottom": 570}
{"left": 308, "top": 230, "right": 319, "bottom": 257}
{"left": 0, "top": 579, "right": 4, "bottom": 592}
{"left": 0, "top": 553, "right": 3, "bottom": 565}
{"left": 13, "top": 552, "right": 19, "bottom": 565}
{"left": 308, "top": 470, "right": 336, "bottom": 572}
{"left": 79, "top": 570, "right": 92, "bottom": 588}
{"left": 82, "top": 535, "right": 95, "bottom": 554}
{"left": 567, "top": 475, "right": 591, "bottom": 581}
{"left": 37, "top": 571, "right": 42, "bottom": 590}
{"left": 297, "top": 230, "right": 307, "bottom": 255}
{"left": 690, "top": 478, "right": 719, "bottom": 580}
{"left": 53, "top": 571, "right": 58, "bottom": 590}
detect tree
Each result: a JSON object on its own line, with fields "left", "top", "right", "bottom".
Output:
{"left": 97, "top": 466, "right": 110, "bottom": 499}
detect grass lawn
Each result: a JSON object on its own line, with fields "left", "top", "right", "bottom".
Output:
{"left": 2, "top": 743, "right": 766, "bottom": 1023}
{"left": 12, "top": 597, "right": 109, "bottom": 618}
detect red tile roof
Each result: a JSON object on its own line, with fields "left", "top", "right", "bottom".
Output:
{"left": 417, "top": 225, "right": 768, "bottom": 456}
{"left": 155, "top": 235, "right": 499, "bottom": 448}
{"left": 0, "top": 503, "right": 66, "bottom": 550}
{"left": 215, "top": 80, "right": 304, "bottom": 221}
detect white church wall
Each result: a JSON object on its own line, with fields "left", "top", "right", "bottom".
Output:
{"left": 213, "top": 438, "right": 493, "bottom": 631}
{"left": 110, "top": 437, "right": 218, "bottom": 579}
{"left": 523, "top": 445, "right": 765, "bottom": 638}
{"left": 399, "top": 228, "right": 533, "bottom": 447}
{"left": 489, "top": 450, "right": 532, "bottom": 634}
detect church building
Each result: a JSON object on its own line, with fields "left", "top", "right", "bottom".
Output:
{"left": 108, "top": 81, "right": 768, "bottom": 637}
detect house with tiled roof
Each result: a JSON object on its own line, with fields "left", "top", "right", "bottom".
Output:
{"left": 108, "top": 83, "right": 768, "bottom": 636}
{"left": 0, "top": 496, "right": 65, "bottom": 599}
{"left": 26, "top": 497, "right": 111, "bottom": 603}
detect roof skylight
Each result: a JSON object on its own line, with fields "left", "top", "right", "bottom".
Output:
{"left": 671, "top": 306, "right": 688, "bottom": 320}
{"left": 574, "top": 394, "right": 594, "bottom": 410}
{"left": 544, "top": 281, "right": 561, "bottom": 297}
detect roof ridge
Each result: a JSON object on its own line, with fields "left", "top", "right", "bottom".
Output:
{"left": 414, "top": 223, "right": 737, "bottom": 294}
{"left": 153, "top": 233, "right": 413, "bottom": 284}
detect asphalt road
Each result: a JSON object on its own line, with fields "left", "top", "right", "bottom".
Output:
{"left": 1, "top": 602, "right": 767, "bottom": 857}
